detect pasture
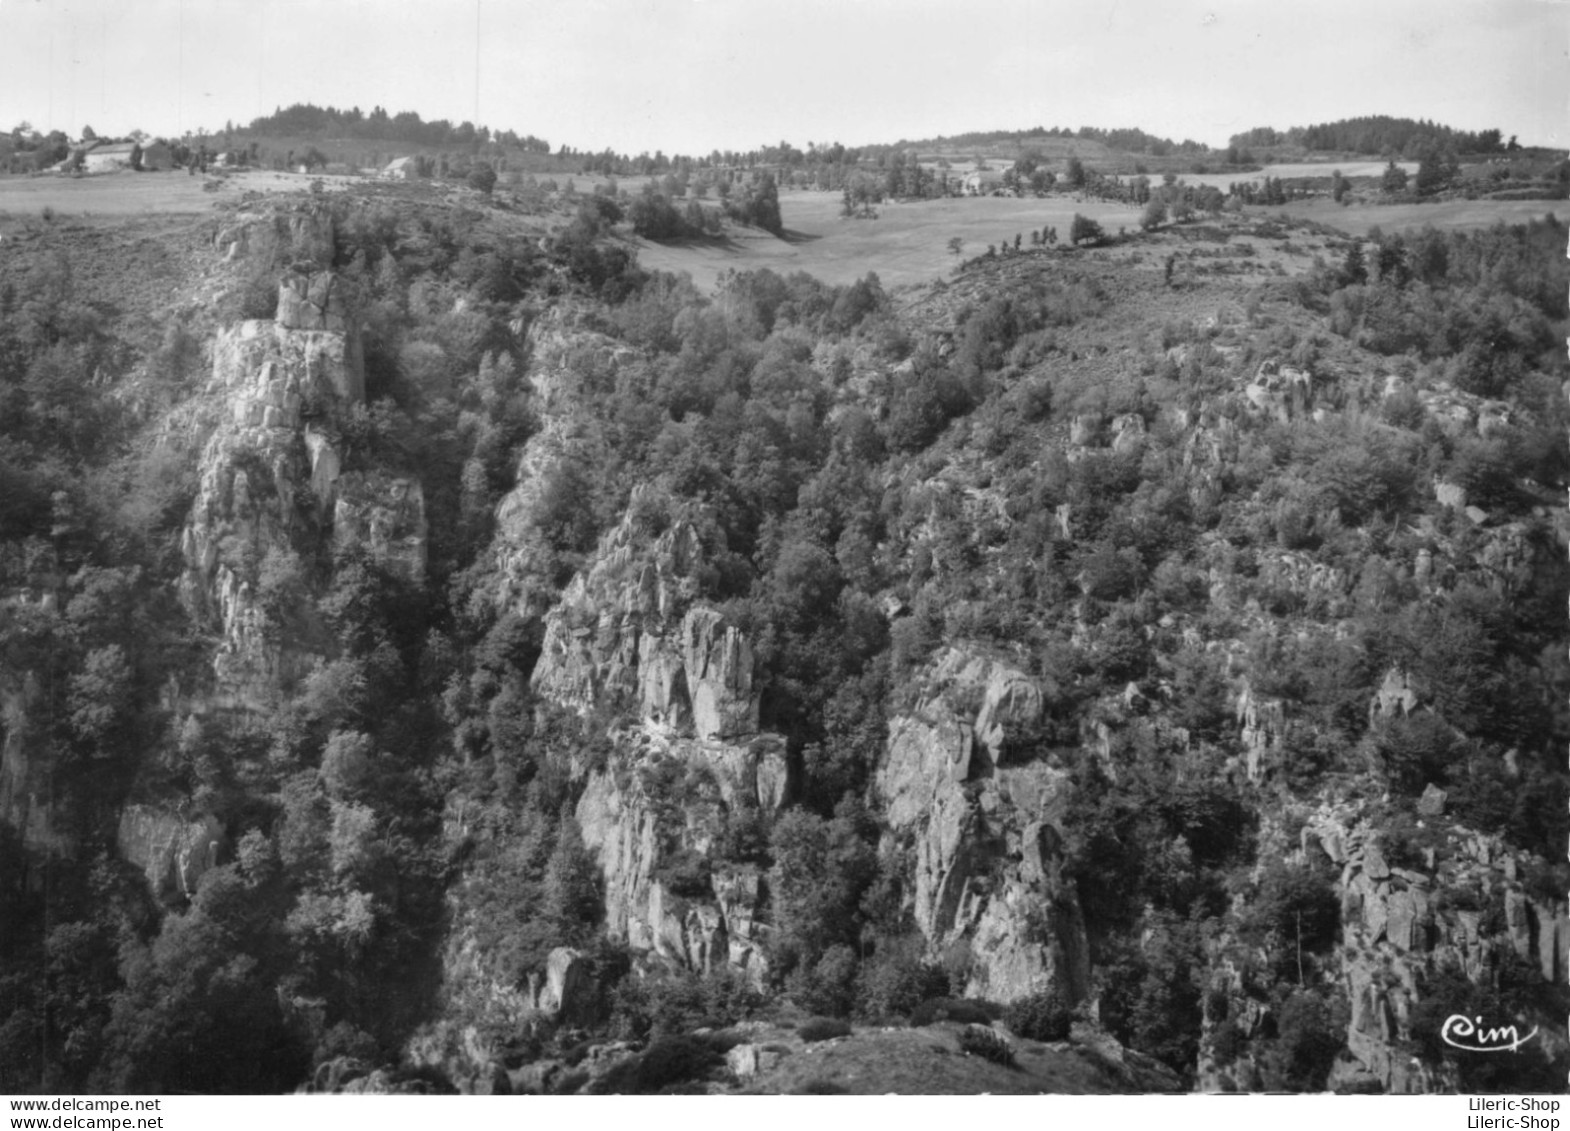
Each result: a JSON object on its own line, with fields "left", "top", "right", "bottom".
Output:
{"left": 637, "top": 190, "right": 1148, "bottom": 290}
{"left": 1259, "top": 196, "right": 1563, "bottom": 235}
{"left": 0, "top": 166, "right": 1557, "bottom": 295}
{"left": 0, "top": 168, "right": 366, "bottom": 225}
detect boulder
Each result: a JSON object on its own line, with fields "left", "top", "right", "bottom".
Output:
{"left": 537, "top": 947, "right": 597, "bottom": 1026}
{"left": 1369, "top": 668, "right": 1418, "bottom": 722}
{"left": 726, "top": 1043, "right": 760, "bottom": 1079}
{"left": 1433, "top": 480, "right": 1467, "bottom": 510}
{"left": 1362, "top": 843, "right": 1391, "bottom": 881}
{"left": 1416, "top": 784, "right": 1446, "bottom": 817}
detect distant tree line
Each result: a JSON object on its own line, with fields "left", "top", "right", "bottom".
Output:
{"left": 246, "top": 102, "right": 550, "bottom": 153}
{"left": 1230, "top": 116, "right": 1513, "bottom": 157}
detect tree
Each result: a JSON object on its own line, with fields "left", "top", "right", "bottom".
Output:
{"left": 1380, "top": 160, "right": 1409, "bottom": 193}
{"left": 1069, "top": 213, "right": 1105, "bottom": 246}
{"left": 1066, "top": 157, "right": 1086, "bottom": 190}
{"left": 1340, "top": 242, "right": 1367, "bottom": 286}
{"left": 467, "top": 163, "right": 497, "bottom": 195}
{"left": 947, "top": 237, "right": 963, "bottom": 258}
{"left": 1140, "top": 199, "right": 1167, "bottom": 231}
{"left": 1414, "top": 148, "right": 1455, "bottom": 196}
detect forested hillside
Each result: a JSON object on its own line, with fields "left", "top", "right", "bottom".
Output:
{"left": 0, "top": 184, "right": 1565, "bottom": 1094}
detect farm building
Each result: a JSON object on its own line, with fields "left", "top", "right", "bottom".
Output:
{"left": 82, "top": 143, "right": 136, "bottom": 172}
{"left": 382, "top": 156, "right": 419, "bottom": 180}
{"left": 77, "top": 140, "right": 173, "bottom": 172}
{"left": 139, "top": 141, "right": 174, "bottom": 170}
{"left": 963, "top": 169, "right": 1006, "bottom": 195}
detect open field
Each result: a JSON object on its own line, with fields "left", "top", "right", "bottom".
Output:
{"left": 636, "top": 184, "right": 1557, "bottom": 291}
{"left": 637, "top": 191, "right": 1149, "bottom": 290}
{"left": 1178, "top": 160, "right": 1418, "bottom": 190}
{"left": 2, "top": 168, "right": 1558, "bottom": 296}
{"left": 0, "top": 168, "right": 370, "bottom": 222}
{"left": 1260, "top": 195, "right": 1564, "bottom": 235}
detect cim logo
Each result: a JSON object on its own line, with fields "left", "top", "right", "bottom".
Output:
{"left": 1440, "top": 1014, "right": 1539, "bottom": 1053}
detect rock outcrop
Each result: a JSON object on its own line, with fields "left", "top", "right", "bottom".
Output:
{"left": 178, "top": 268, "right": 424, "bottom": 708}
{"left": 1200, "top": 806, "right": 1570, "bottom": 1093}
{"left": 1244, "top": 359, "right": 1314, "bottom": 423}
{"left": 116, "top": 805, "right": 226, "bottom": 903}
{"left": 877, "top": 647, "right": 1089, "bottom": 1005}
{"left": 520, "top": 492, "right": 791, "bottom": 986}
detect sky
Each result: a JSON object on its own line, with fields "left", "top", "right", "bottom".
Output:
{"left": 0, "top": 0, "right": 1564, "bottom": 153}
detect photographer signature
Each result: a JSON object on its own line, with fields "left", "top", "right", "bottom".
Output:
{"left": 1441, "top": 1014, "right": 1539, "bottom": 1053}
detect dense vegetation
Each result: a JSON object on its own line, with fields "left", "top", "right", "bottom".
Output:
{"left": 1231, "top": 116, "right": 1513, "bottom": 157}
{"left": 0, "top": 180, "right": 1565, "bottom": 1094}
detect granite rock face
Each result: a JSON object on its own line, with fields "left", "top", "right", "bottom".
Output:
{"left": 1198, "top": 807, "right": 1570, "bottom": 1093}
{"left": 116, "top": 805, "right": 227, "bottom": 903}
{"left": 178, "top": 271, "right": 423, "bottom": 709}
{"left": 519, "top": 493, "right": 790, "bottom": 987}
{"left": 877, "top": 647, "right": 1088, "bottom": 1005}
{"left": 1244, "top": 358, "right": 1314, "bottom": 423}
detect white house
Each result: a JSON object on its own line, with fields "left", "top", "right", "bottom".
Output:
{"left": 962, "top": 169, "right": 1006, "bottom": 195}
{"left": 382, "top": 156, "right": 419, "bottom": 180}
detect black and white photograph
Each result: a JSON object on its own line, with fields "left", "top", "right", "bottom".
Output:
{"left": 0, "top": 0, "right": 1566, "bottom": 1108}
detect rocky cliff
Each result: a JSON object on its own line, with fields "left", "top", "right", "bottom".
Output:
{"left": 533, "top": 497, "right": 788, "bottom": 983}
{"left": 878, "top": 647, "right": 1090, "bottom": 1004}
{"left": 178, "top": 243, "right": 424, "bottom": 710}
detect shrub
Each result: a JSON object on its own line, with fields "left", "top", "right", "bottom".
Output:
{"left": 1260, "top": 991, "right": 1340, "bottom": 1092}
{"left": 855, "top": 943, "right": 949, "bottom": 1020}
{"left": 956, "top": 1024, "right": 1014, "bottom": 1066}
{"left": 793, "top": 1079, "right": 850, "bottom": 1094}
{"left": 787, "top": 944, "right": 859, "bottom": 1018}
{"left": 1070, "top": 213, "right": 1105, "bottom": 246}
{"left": 467, "top": 165, "right": 497, "bottom": 196}
{"left": 1209, "top": 1021, "right": 1245, "bottom": 1067}
{"left": 797, "top": 1017, "right": 852, "bottom": 1043}
{"left": 1004, "top": 988, "right": 1073, "bottom": 1042}
{"left": 589, "top": 1034, "right": 721, "bottom": 1094}
{"left": 609, "top": 968, "right": 764, "bottom": 1040}
{"left": 909, "top": 997, "right": 996, "bottom": 1027}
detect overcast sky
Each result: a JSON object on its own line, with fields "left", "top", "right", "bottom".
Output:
{"left": 0, "top": 0, "right": 1564, "bottom": 152}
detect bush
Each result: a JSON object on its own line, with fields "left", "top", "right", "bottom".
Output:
{"left": 1260, "top": 991, "right": 1340, "bottom": 1092}
{"left": 1004, "top": 989, "right": 1073, "bottom": 1042}
{"left": 956, "top": 1024, "right": 1014, "bottom": 1066}
{"left": 786, "top": 945, "right": 859, "bottom": 1018}
{"left": 609, "top": 968, "right": 765, "bottom": 1041}
{"left": 1070, "top": 213, "right": 1105, "bottom": 246}
{"left": 588, "top": 1035, "right": 721, "bottom": 1094}
{"left": 1209, "top": 1021, "right": 1245, "bottom": 1067}
{"left": 467, "top": 165, "right": 497, "bottom": 196}
{"left": 909, "top": 997, "right": 996, "bottom": 1027}
{"left": 797, "top": 1017, "right": 852, "bottom": 1043}
{"left": 855, "top": 943, "right": 949, "bottom": 1020}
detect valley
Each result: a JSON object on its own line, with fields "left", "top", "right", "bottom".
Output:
{"left": 0, "top": 119, "right": 1566, "bottom": 1098}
